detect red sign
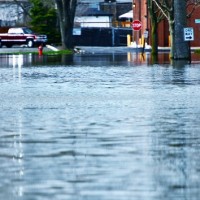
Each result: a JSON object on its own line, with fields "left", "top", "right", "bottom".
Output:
{"left": 132, "top": 20, "right": 142, "bottom": 31}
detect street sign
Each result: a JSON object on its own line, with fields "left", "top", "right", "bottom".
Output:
{"left": 184, "top": 27, "right": 194, "bottom": 41}
{"left": 73, "top": 28, "right": 81, "bottom": 35}
{"left": 132, "top": 20, "right": 142, "bottom": 31}
{"left": 195, "top": 19, "right": 200, "bottom": 24}
{"left": 143, "top": 30, "right": 149, "bottom": 39}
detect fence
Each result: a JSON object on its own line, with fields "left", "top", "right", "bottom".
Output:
{"left": 73, "top": 27, "right": 132, "bottom": 46}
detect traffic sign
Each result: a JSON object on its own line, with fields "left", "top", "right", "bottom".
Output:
{"left": 132, "top": 20, "right": 142, "bottom": 31}
{"left": 195, "top": 19, "right": 200, "bottom": 24}
{"left": 143, "top": 30, "right": 149, "bottom": 38}
{"left": 184, "top": 27, "right": 194, "bottom": 41}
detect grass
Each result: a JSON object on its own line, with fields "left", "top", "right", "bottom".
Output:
{"left": 43, "top": 49, "right": 73, "bottom": 55}
{"left": 0, "top": 49, "right": 73, "bottom": 55}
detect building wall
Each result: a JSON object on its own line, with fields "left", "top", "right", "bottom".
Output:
{"left": 0, "top": 1, "right": 30, "bottom": 26}
{"left": 76, "top": 1, "right": 132, "bottom": 27}
{"left": 0, "top": 4, "right": 23, "bottom": 26}
{"left": 132, "top": 0, "right": 148, "bottom": 43}
{"left": 134, "top": 0, "right": 200, "bottom": 47}
{"left": 187, "top": 7, "right": 200, "bottom": 47}
{"left": 100, "top": 1, "right": 132, "bottom": 24}
{"left": 75, "top": 16, "right": 111, "bottom": 27}
{"left": 73, "top": 27, "right": 132, "bottom": 46}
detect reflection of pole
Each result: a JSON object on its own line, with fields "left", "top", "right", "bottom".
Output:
{"left": 142, "top": 30, "right": 148, "bottom": 54}
{"left": 142, "top": 38, "right": 145, "bottom": 54}
{"left": 189, "top": 41, "right": 191, "bottom": 64}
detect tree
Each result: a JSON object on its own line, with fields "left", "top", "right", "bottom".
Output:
{"left": 13, "top": 0, "right": 31, "bottom": 25}
{"left": 151, "top": 0, "right": 175, "bottom": 58}
{"left": 54, "top": 0, "right": 77, "bottom": 49}
{"left": 147, "top": 0, "right": 164, "bottom": 58}
{"left": 186, "top": 0, "right": 200, "bottom": 18}
{"left": 173, "top": 0, "right": 189, "bottom": 59}
{"left": 149, "top": 0, "right": 200, "bottom": 60}
{"left": 153, "top": 0, "right": 189, "bottom": 59}
{"left": 29, "top": 0, "right": 60, "bottom": 44}
{"left": 12, "top": 0, "right": 77, "bottom": 48}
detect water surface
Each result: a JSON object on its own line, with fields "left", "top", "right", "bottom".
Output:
{"left": 0, "top": 53, "right": 200, "bottom": 200}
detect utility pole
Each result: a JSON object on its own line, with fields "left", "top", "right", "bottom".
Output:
{"left": 132, "top": 0, "right": 136, "bottom": 43}
{"left": 173, "top": 0, "right": 190, "bottom": 60}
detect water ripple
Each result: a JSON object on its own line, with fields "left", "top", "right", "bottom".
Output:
{"left": 1, "top": 54, "right": 200, "bottom": 200}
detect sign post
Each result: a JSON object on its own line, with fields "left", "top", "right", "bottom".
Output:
{"left": 131, "top": 20, "right": 142, "bottom": 49}
{"left": 183, "top": 27, "right": 194, "bottom": 41}
{"left": 142, "top": 30, "right": 149, "bottom": 54}
{"left": 184, "top": 27, "right": 194, "bottom": 63}
{"left": 143, "top": 30, "right": 149, "bottom": 39}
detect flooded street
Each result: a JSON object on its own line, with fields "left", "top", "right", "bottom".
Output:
{"left": 1, "top": 51, "right": 200, "bottom": 200}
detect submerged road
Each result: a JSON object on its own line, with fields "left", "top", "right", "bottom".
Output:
{"left": 0, "top": 46, "right": 50, "bottom": 54}
{"left": 2, "top": 45, "right": 199, "bottom": 55}
{"left": 1, "top": 45, "right": 200, "bottom": 55}
{"left": 0, "top": 46, "right": 135, "bottom": 54}
{"left": 1, "top": 52, "right": 200, "bottom": 200}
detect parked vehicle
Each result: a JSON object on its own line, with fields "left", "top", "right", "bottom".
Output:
{"left": 0, "top": 27, "right": 47, "bottom": 48}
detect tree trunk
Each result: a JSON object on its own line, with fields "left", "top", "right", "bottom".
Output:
{"left": 147, "top": 0, "right": 158, "bottom": 60}
{"left": 173, "top": 0, "right": 189, "bottom": 59}
{"left": 55, "top": 0, "right": 77, "bottom": 49}
{"left": 169, "top": 20, "right": 174, "bottom": 59}
{"left": 151, "top": 15, "right": 158, "bottom": 57}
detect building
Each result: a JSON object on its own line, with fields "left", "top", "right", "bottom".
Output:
{"left": 0, "top": 0, "right": 30, "bottom": 26}
{"left": 76, "top": 0, "right": 132, "bottom": 27}
{"left": 133, "top": 0, "right": 200, "bottom": 47}
{"left": 187, "top": 5, "right": 200, "bottom": 47}
{"left": 1, "top": 0, "right": 199, "bottom": 47}
{"left": 75, "top": 8, "right": 113, "bottom": 28}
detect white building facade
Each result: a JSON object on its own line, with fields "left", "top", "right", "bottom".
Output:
{"left": 0, "top": 0, "right": 29, "bottom": 26}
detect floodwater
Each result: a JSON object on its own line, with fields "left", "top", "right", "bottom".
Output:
{"left": 1, "top": 51, "right": 200, "bottom": 200}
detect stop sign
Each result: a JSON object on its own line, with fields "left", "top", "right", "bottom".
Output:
{"left": 132, "top": 20, "right": 142, "bottom": 31}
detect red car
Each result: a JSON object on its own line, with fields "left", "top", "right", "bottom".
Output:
{"left": 0, "top": 27, "right": 47, "bottom": 48}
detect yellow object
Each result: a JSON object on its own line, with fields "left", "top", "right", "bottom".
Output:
{"left": 168, "top": 35, "right": 171, "bottom": 46}
{"left": 127, "top": 34, "right": 131, "bottom": 46}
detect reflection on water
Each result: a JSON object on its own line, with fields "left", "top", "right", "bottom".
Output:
{"left": 1, "top": 51, "right": 199, "bottom": 68}
{"left": 0, "top": 51, "right": 172, "bottom": 68}
{"left": 0, "top": 53, "right": 200, "bottom": 200}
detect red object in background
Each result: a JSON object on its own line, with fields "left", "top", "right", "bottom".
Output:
{"left": 38, "top": 45, "right": 43, "bottom": 56}
{"left": 132, "top": 20, "right": 142, "bottom": 31}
